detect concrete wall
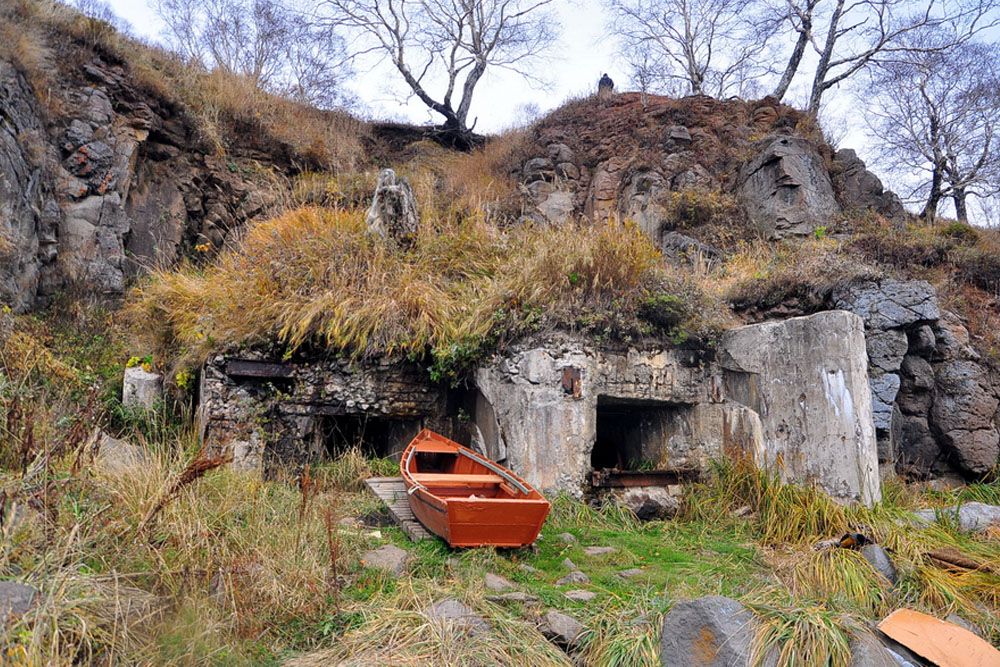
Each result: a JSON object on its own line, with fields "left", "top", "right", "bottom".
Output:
{"left": 718, "top": 310, "right": 880, "bottom": 506}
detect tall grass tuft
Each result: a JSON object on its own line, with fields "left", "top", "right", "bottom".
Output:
{"left": 128, "top": 208, "right": 719, "bottom": 380}
{"left": 687, "top": 455, "right": 847, "bottom": 545}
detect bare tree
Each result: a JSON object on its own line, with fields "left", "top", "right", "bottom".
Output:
{"left": 154, "top": 0, "right": 352, "bottom": 107}
{"left": 866, "top": 38, "right": 1000, "bottom": 222}
{"left": 766, "top": 0, "right": 1000, "bottom": 114}
{"left": 319, "top": 0, "right": 558, "bottom": 146}
{"left": 607, "top": 0, "right": 774, "bottom": 98}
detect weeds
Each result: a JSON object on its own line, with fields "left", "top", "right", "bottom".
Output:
{"left": 136, "top": 451, "right": 232, "bottom": 531}
{"left": 128, "top": 208, "right": 721, "bottom": 381}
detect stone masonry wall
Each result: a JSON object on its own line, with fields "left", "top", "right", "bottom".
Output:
{"left": 198, "top": 352, "right": 452, "bottom": 471}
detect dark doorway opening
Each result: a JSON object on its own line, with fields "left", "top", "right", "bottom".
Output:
{"left": 592, "top": 397, "right": 689, "bottom": 470}
{"left": 319, "top": 415, "right": 422, "bottom": 461}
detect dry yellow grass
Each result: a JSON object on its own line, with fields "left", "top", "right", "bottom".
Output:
{"left": 127, "top": 207, "right": 719, "bottom": 379}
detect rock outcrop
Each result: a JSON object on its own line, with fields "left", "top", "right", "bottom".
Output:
{"left": 830, "top": 148, "right": 905, "bottom": 219}
{"left": 832, "top": 279, "right": 1000, "bottom": 477}
{"left": 719, "top": 310, "right": 880, "bottom": 506}
{"left": 739, "top": 135, "right": 841, "bottom": 239}
{"left": 0, "top": 53, "right": 277, "bottom": 311}
{"left": 0, "top": 61, "right": 56, "bottom": 312}
{"left": 366, "top": 168, "right": 419, "bottom": 248}
{"left": 513, "top": 94, "right": 899, "bottom": 255}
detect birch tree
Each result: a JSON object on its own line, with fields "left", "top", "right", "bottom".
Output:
{"left": 607, "top": 0, "right": 773, "bottom": 97}
{"left": 154, "top": 0, "right": 352, "bottom": 108}
{"left": 866, "top": 38, "right": 1000, "bottom": 221}
{"left": 768, "top": 0, "right": 1000, "bottom": 113}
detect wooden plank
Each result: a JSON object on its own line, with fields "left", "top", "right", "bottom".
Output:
{"left": 364, "top": 477, "right": 432, "bottom": 541}
{"left": 411, "top": 473, "right": 503, "bottom": 484}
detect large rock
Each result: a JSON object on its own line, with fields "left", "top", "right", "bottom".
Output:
{"left": 541, "top": 610, "right": 585, "bottom": 649}
{"left": 831, "top": 149, "right": 905, "bottom": 220}
{"left": 2, "top": 55, "right": 275, "bottom": 310}
{"left": 92, "top": 430, "right": 147, "bottom": 471}
{"left": 832, "top": 280, "right": 940, "bottom": 331}
{"left": 0, "top": 581, "right": 36, "bottom": 626}
{"left": 659, "top": 596, "right": 754, "bottom": 666}
{"left": 484, "top": 573, "right": 514, "bottom": 591}
{"left": 0, "top": 62, "right": 52, "bottom": 312}
{"left": 360, "top": 544, "right": 410, "bottom": 577}
{"left": 929, "top": 360, "right": 1000, "bottom": 475}
{"left": 614, "top": 486, "right": 680, "bottom": 520}
{"left": 911, "top": 502, "right": 1000, "bottom": 532}
{"left": 720, "top": 310, "right": 881, "bottom": 506}
{"left": 869, "top": 374, "right": 901, "bottom": 432}
{"left": 849, "top": 633, "right": 914, "bottom": 667}
{"left": 860, "top": 545, "right": 897, "bottom": 584}
{"left": 366, "top": 168, "right": 419, "bottom": 248}
{"left": 739, "top": 135, "right": 840, "bottom": 238}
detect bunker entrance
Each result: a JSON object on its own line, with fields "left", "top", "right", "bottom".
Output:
{"left": 319, "top": 415, "right": 421, "bottom": 462}
{"left": 593, "top": 397, "right": 683, "bottom": 469}
{"left": 591, "top": 397, "right": 702, "bottom": 489}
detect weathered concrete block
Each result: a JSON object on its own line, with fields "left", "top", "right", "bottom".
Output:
{"left": 719, "top": 310, "right": 881, "bottom": 506}
{"left": 122, "top": 365, "right": 163, "bottom": 409}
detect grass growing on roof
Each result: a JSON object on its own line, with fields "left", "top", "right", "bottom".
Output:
{"left": 127, "top": 207, "right": 721, "bottom": 380}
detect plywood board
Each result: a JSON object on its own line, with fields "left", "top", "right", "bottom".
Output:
{"left": 877, "top": 609, "right": 1000, "bottom": 667}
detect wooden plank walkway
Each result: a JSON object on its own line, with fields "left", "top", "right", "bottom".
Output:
{"left": 364, "top": 477, "right": 432, "bottom": 542}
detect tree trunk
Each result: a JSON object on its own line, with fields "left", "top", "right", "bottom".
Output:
{"left": 773, "top": 16, "right": 812, "bottom": 101}
{"left": 953, "top": 186, "right": 968, "bottom": 222}
{"left": 921, "top": 165, "right": 943, "bottom": 222}
{"left": 808, "top": 0, "right": 846, "bottom": 114}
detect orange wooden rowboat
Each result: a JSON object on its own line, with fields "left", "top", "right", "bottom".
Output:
{"left": 400, "top": 429, "right": 551, "bottom": 548}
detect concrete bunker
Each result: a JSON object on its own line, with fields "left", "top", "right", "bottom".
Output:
{"left": 592, "top": 396, "right": 694, "bottom": 471}
{"left": 199, "top": 314, "right": 882, "bottom": 508}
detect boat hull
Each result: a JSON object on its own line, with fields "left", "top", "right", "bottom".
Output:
{"left": 401, "top": 430, "right": 550, "bottom": 548}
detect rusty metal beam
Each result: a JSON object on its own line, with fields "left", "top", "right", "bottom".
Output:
{"left": 225, "top": 359, "right": 295, "bottom": 379}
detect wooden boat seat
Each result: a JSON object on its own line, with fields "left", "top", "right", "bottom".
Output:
{"left": 413, "top": 442, "right": 459, "bottom": 454}
{"left": 411, "top": 473, "right": 503, "bottom": 485}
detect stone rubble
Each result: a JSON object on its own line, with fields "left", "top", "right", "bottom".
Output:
{"left": 423, "top": 598, "right": 490, "bottom": 637}
{"left": 360, "top": 545, "right": 410, "bottom": 578}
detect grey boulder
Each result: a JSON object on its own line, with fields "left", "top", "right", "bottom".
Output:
{"left": 659, "top": 596, "right": 753, "bottom": 666}
{"left": 360, "top": 544, "right": 410, "bottom": 577}
{"left": 910, "top": 502, "right": 1000, "bottom": 532}
{"left": 739, "top": 135, "right": 840, "bottom": 239}
{"left": 541, "top": 610, "right": 586, "bottom": 649}
{"left": 0, "top": 581, "right": 36, "bottom": 626}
